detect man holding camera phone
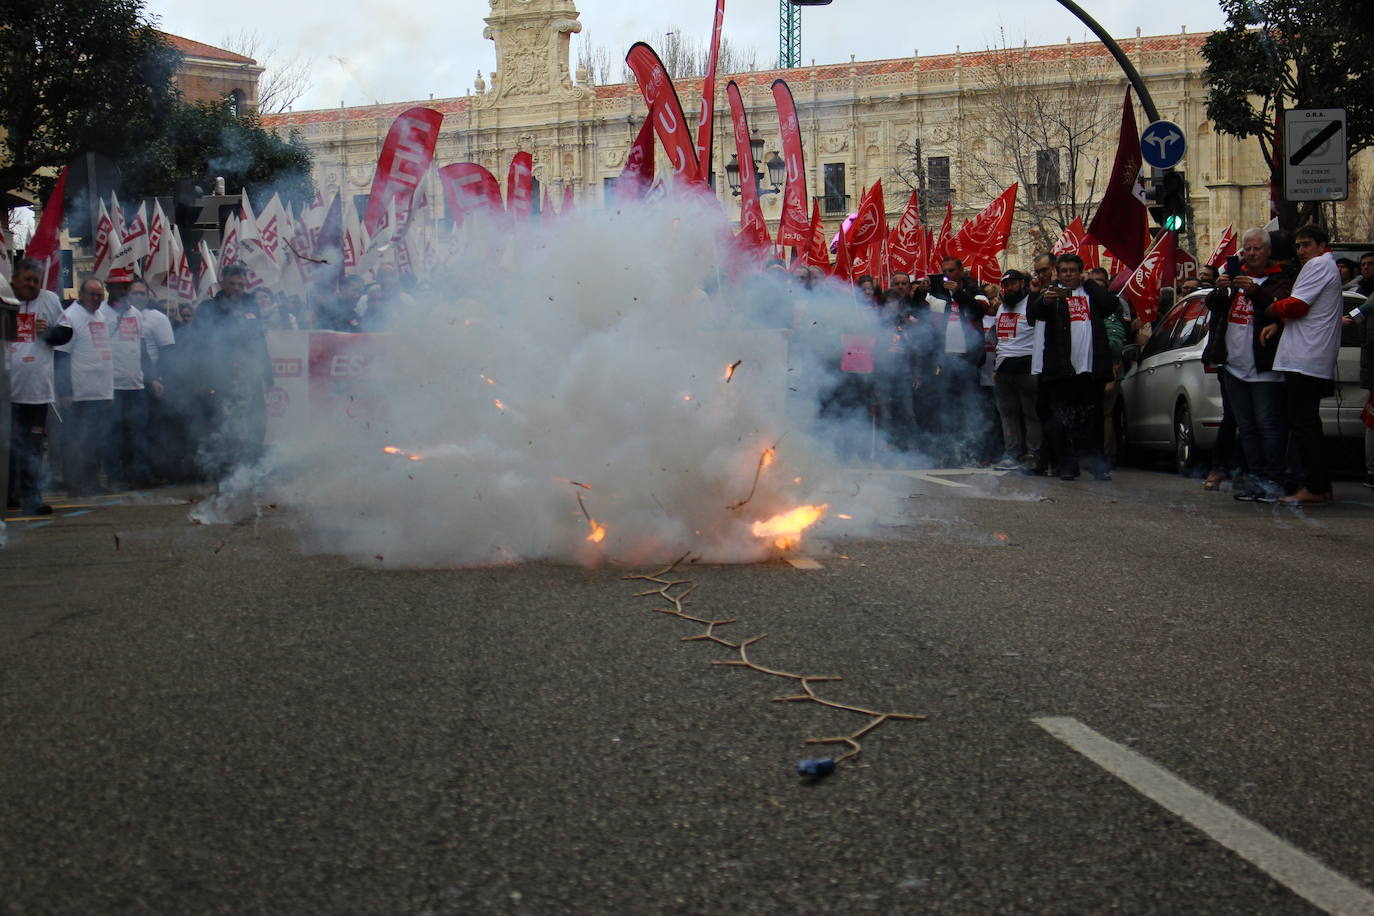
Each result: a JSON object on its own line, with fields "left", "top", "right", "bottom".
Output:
{"left": 1202, "top": 228, "right": 1293, "bottom": 502}
{"left": 1027, "top": 252, "right": 1116, "bottom": 480}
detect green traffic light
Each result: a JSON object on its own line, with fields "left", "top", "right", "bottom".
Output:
{"left": 1163, "top": 215, "right": 1184, "bottom": 231}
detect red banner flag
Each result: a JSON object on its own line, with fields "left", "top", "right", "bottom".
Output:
{"left": 933, "top": 201, "right": 953, "bottom": 265}
{"left": 694, "top": 0, "right": 726, "bottom": 182}
{"left": 806, "top": 200, "right": 830, "bottom": 271}
{"left": 1081, "top": 235, "right": 1102, "bottom": 270}
{"left": 506, "top": 151, "right": 534, "bottom": 221}
{"left": 947, "top": 183, "right": 1018, "bottom": 284}
{"left": 26, "top": 166, "right": 68, "bottom": 291}
{"left": 626, "top": 42, "right": 702, "bottom": 184}
{"left": 561, "top": 183, "right": 576, "bottom": 215}
{"left": 1051, "top": 215, "right": 1087, "bottom": 256}
{"left": 831, "top": 221, "right": 853, "bottom": 280}
{"left": 1087, "top": 88, "right": 1149, "bottom": 270}
{"left": 439, "top": 163, "right": 504, "bottom": 229}
{"left": 846, "top": 181, "right": 885, "bottom": 283}
{"left": 1121, "top": 230, "right": 1177, "bottom": 324}
{"left": 616, "top": 118, "right": 656, "bottom": 201}
{"left": 1205, "top": 224, "right": 1238, "bottom": 268}
{"left": 725, "top": 80, "right": 771, "bottom": 250}
{"left": 887, "top": 189, "right": 924, "bottom": 276}
{"left": 770, "top": 79, "right": 810, "bottom": 249}
{"left": 363, "top": 107, "right": 444, "bottom": 237}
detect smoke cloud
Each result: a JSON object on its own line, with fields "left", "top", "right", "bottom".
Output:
{"left": 197, "top": 193, "right": 920, "bottom": 566}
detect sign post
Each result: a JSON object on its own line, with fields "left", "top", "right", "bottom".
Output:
{"left": 1283, "top": 108, "right": 1347, "bottom": 202}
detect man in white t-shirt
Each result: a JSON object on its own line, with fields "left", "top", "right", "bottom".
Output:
{"left": 55, "top": 277, "right": 117, "bottom": 497}
{"left": 991, "top": 269, "right": 1041, "bottom": 470}
{"left": 104, "top": 280, "right": 162, "bottom": 488}
{"left": 1262, "top": 223, "right": 1345, "bottom": 505}
{"left": 135, "top": 286, "right": 176, "bottom": 482}
{"left": 5, "top": 259, "right": 73, "bottom": 515}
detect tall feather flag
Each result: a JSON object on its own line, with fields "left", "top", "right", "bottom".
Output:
{"left": 615, "top": 119, "right": 657, "bottom": 203}
{"left": 693, "top": 0, "right": 726, "bottom": 182}
{"left": 625, "top": 42, "right": 702, "bottom": 185}
{"left": 507, "top": 151, "right": 535, "bottom": 221}
{"left": 805, "top": 200, "right": 830, "bottom": 272}
{"left": 725, "top": 80, "right": 771, "bottom": 251}
{"left": 771, "top": 79, "right": 810, "bottom": 249}
{"left": 362, "top": 107, "right": 444, "bottom": 236}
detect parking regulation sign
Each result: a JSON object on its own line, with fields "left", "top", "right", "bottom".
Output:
{"left": 1284, "top": 107, "right": 1347, "bottom": 201}
{"left": 1140, "top": 120, "right": 1186, "bottom": 170}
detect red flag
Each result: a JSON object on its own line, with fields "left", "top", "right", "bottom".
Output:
{"left": 887, "top": 190, "right": 924, "bottom": 276}
{"left": 561, "top": 184, "right": 575, "bottom": 215}
{"left": 933, "top": 201, "right": 953, "bottom": 265}
{"left": 845, "top": 181, "right": 885, "bottom": 283}
{"left": 771, "top": 79, "right": 810, "bottom": 249}
{"left": 1121, "top": 230, "right": 1177, "bottom": 323}
{"left": 439, "top": 163, "right": 504, "bottom": 231}
{"left": 947, "top": 183, "right": 1017, "bottom": 284}
{"left": 506, "top": 151, "right": 534, "bottom": 221}
{"left": 1051, "top": 215, "right": 1087, "bottom": 256}
{"left": 725, "top": 80, "right": 771, "bottom": 250}
{"left": 626, "top": 43, "right": 702, "bottom": 184}
{"left": 616, "top": 118, "right": 656, "bottom": 201}
{"left": 1205, "top": 225, "right": 1238, "bottom": 268}
{"left": 1087, "top": 88, "right": 1149, "bottom": 270}
{"left": 694, "top": 0, "right": 726, "bottom": 182}
{"left": 1081, "top": 236, "right": 1102, "bottom": 270}
{"left": 363, "top": 107, "right": 444, "bottom": 237}
{"left": 26, "top": 166, "right": 68, "bottom": 291}
{"left": 831, "top": 221, "right": 853, "bottom": 281}
{"left": 805, "top": 201, "right": 830, "bottom": 271}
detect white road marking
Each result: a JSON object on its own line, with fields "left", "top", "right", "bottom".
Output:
{"left": 1033, "top": 716, "right": 1374, "bottom": 915}
{"left": 906, "top": 473, "right": 974, "bottom": 489}
{"left": 785, "top": 555, "right": 824, "bottom": 570}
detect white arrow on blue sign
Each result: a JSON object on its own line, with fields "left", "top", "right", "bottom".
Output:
{"left": 1140, "top": 120, "right": 1187, "bottom": 170}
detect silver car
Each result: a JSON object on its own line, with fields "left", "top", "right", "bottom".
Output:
{"left": 1118, "top": 289, "right": 1366, "bottom": 474}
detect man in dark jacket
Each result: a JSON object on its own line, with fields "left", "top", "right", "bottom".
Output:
{"left": 1028, "top": 252, "right": 1115, "bottom": 480}
{"left": 190, "top": 265, "right": 274, "bottom": 481}
{"left": 1203, "top": 227, "right": 1294, "bottom": 501}
{"left": 928, "top": 257, "right": 990, "bottom": 463}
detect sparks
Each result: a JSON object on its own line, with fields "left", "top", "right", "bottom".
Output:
{"left": 724, "top": 359, "right": 742, "bottom": 383}
{"left": 586, "top": 520, "right": 607, "bottom": 543}
{"left": 383, "top": 446, "right": 403, "bottom": 455}
{"left": 494, "top": 399, "right": 505, "bottom": 411}
{"left": 837, "top": 514, "right": 852, "bottom": 520}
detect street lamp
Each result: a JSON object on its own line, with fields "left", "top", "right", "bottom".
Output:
{"left": 725, "top": 131, "right": 787, "bottom": 196}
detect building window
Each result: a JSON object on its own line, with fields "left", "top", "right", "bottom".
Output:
{"left": 531, "top": 177, "right": 541, "bottom": 215}
{"left": 822, "top": 163, "right": 847, "bottom": 215}
{"left": 927, "top": 156, "right": 951, "bottom": 210}
{"left": 1036, "top": 149, "right": 1061, "bottom": 202}
{"left": 603, "top": 176, "right": 618, "bottom": 201}
{"left": 227, "top": 88, "right": 246, "bottom": 119}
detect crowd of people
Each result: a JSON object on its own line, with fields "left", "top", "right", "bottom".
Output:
{"left": 4, "top": 257, "right": 421, "bottom": 517}
{"left": 775, "top": 222, "right": 1371, "bottom": 504}
{"left": 7, "top": 224, "right": 1371, "bottom": 516}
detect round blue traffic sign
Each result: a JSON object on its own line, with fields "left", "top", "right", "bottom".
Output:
{"left": 1140, "top": 120, "right": 1187, "bottom": 170}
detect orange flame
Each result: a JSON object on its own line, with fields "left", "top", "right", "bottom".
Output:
{"left": 752, "top": 503, "right": 828, "bottom": 550}
{"left": 724, "top": 359, "right": 742, "bottom": 383}
{"left": 383, "top": 446, "right": 402, "bottom": 455}
{"left": 586, "top": 520, "right": 607, "bottom": 543}
{"left": 494, "top": 399, "right": 505, "bottom": 411}
{"left": 761, "top": 448, "right": 777, "bottom": 468}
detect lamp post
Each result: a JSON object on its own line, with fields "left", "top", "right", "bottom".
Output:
{"left": 725, "top": 130, "right": 788, "bottom": 196}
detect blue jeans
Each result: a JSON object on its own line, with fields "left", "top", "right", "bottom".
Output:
{"left": 1221, "top": 371, "right": 1286, "bottom": 493}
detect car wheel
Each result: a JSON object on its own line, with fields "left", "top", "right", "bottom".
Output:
{"left": 1174, "top": 400, "right": 1198, "bottom": 476}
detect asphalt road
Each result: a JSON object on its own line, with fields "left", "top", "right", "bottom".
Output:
{"left": 2, "top": 468, "right": 1371, "bottom": 914}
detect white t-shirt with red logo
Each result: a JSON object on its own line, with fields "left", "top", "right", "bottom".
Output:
{"left": 1224, "top": 275, "right": 1281, "bottom": 383}
{"left": 107, "top": 303, "right": 146, "bottom": 390}
{"left": 941, "top": 301, "right": 966, "bottom": 354}
{"left": 5, "top": 289, "right": 69, "bottom": 404}
{"left": 1065, "top": 286, "right": 1094, "bottom": 375}
{"left": 57, "top": 303, "right": 117, "bottom": 401}
{"left": 994, "top": 300, "right": 1036, "bottom": 365}
{"left": 1273, "top": 251, "right": 1344, "bottom": 380}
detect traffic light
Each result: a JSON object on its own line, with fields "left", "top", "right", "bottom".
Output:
{"left": 1157, "top": 170, "right": 1187, "bottom": 232}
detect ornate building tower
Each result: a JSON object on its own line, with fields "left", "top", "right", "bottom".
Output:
{"left": 480, "top": 0, "right": 589, "bottom": 105}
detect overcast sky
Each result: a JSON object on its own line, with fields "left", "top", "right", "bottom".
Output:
{"left": 143, "top": 0, "right": 1227, "bottom": 113}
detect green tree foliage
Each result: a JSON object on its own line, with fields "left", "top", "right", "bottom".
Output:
{"left": 1202, "top": 0, "right": 1374, "bottom": 223}
{"left": 0, "top": 0, "right": 180, "bottom": 200}
{"left": 120, "top": 100, "right": 315, "bottom": 208}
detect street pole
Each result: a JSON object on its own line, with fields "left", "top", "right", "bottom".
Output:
{"left": 1052, "top": 0, "right": 1161, "bottom": 123}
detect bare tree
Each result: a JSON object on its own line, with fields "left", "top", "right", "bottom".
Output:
{"left": 221, "top": 29, "right": 314, "bottom": 114}
{"left": 962, "top": 39, "right": 1115, "bottom": 249}
{"left": 575, "top": 27, "right": 760, "bottom": 83}
{"left": 892, "top": 38, "right": 1115, "bottom": 251}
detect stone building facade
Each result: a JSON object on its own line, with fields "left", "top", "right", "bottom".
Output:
{"left": 263, "top": 0, "right": 1355, "bottom": 267}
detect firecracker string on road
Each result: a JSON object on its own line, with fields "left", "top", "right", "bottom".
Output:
{"left": 624, "top": 554, "right": 923, "bottom": 776}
